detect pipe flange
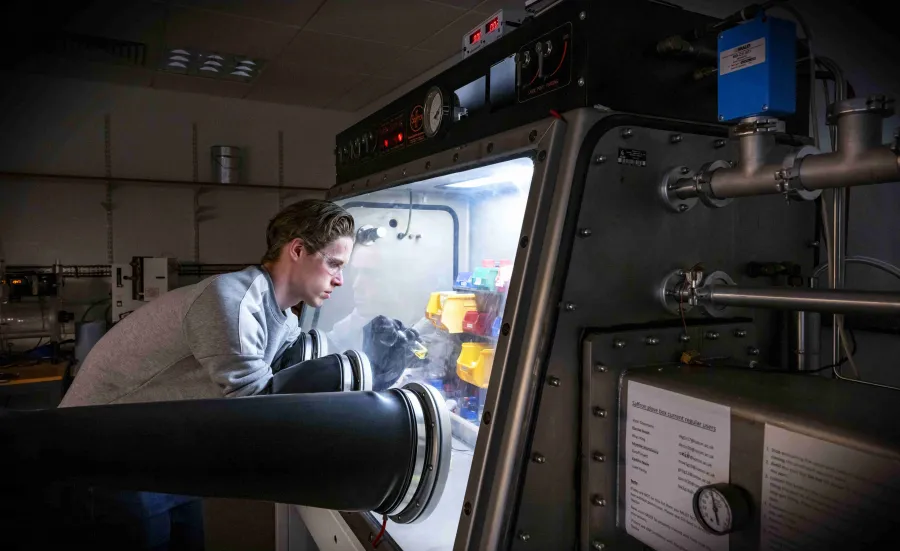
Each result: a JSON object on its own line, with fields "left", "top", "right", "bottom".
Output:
{"left": 730, "top": 116, "right": 785, "bottom": 138}
{"left": 337, "top": 353, "right": 354, "bottom": 392}
{"left": 309, "top": 329, "right": 328, "bottom": 359}
{"left": 698, "top": 271, "right": 736, "bottom": 318}
{"left": 828, "top": 95, "right": 895, "bottom": 123}
{"left": 343, "top": 349, "right": 372, "bottom": 391}
{"left": 697, "top": 160, "right": 734, "bottom": 209}
{"left": 659, "top": 166, "right": 698, "bottom": 213}
{"left": 779, "top": 146, "right": 822, "bottom": 201}
{"left": 387, "top": 383, "right": 451, "bottom": 524}
{"left": 659, "top": 268, "right": 693, "bottom": 315}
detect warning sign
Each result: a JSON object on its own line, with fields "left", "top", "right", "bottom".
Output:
{"left": 720, "top": 37, "right": 766, "bottom": 76}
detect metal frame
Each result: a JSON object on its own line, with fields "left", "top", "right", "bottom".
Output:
{"left": 324, "top": 112, "right": 566, "bottom": 551}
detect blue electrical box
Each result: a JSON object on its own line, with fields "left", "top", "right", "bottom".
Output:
{"left": 717, "top": 15, "right": 796, "bottom": 121}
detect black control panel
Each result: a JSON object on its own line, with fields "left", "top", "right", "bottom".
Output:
{"left": 517, "top": 23, "right": 572, "bottom": 103}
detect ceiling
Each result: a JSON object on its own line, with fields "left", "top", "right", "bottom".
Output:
{"left": 2, "top": 0, "right": 523, "bottom": 113}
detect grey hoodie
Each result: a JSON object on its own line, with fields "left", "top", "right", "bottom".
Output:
{"left": 60, "top": 266, "right": 301, "bottom": 407}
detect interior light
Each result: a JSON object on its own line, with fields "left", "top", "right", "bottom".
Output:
{"left": 238, "top": 60, "right": 256, "bottom": 66}
{"left": 169, "top": 55, "right": 190, "bottom": 62}
{"left": 170, "top": 49, "right": 190, "bottom": 55}
{"left": 444, "top": 164, "right": 533, "bottom": 189}
{"left": 230, "top": 70, "right": 252, "bottom": 77}
{"left": 444, "top": 177, "right": 497, "bottom": 189}
{"left": 203, "top": 60, "right": 223, "bottom": 67}
{"left": 207, "top": 54, "right": 225, "bottom": 60}
{"left": 167, "top": 62, "right": 188, "bottom": 69}
{"left": 200, "top": 66, "right": 219, "bottom": 72}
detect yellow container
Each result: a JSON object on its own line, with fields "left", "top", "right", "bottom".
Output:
{"left": 425, "top": 291, "right": 446, "bottom": 329}
{"left": 457, "top": 344, "right": 494, "bottom": 389}
{"left": 440, "top": 293, "right": 477, "bottom": 333}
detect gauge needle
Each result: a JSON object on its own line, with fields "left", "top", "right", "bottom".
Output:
{"left": 712, "top": 502, "right": 720, "bottom": 524}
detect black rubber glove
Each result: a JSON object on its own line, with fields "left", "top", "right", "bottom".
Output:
{"left": 362, "top": 316, "right": 423, "bottom": 391}
{"left": 270, "top": 355, "right": 345, "bottom": 394}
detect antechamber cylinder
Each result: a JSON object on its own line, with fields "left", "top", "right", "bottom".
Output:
{"left": 0, "top": 383, "right": 450, "bottom": 524}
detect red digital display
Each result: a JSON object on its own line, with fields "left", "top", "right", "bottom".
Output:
{"left": 397, "top": 133, "right": 404, "bottom": 142}
{"left": 469, "top": 29, "right": 482, "bottom": 44}
{"left": 487, "top": 17, "right": 500, "bottom": 33}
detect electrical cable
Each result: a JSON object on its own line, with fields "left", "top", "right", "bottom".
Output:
{"left": 80, "top": 297, "right": 110, "bottom": 323}
{"left": 397, "top": 190, "right": 413, "bottom": 240}
{"left": 372, "top": 513, "right": 388, "bottom": 548}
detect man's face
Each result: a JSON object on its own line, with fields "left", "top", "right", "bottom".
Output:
{"left": 290, "top": 236, "right": 353, "bottom": 308}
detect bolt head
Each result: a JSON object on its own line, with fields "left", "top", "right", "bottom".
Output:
{"left": 592, "top": 495, "right": 607, "bottom": 507}
{"left": 579, "top": 11, "right": 586, "bottom": 20}
{"left": 671, "top": 134, "right": 683, "bottom": 143}
{"left": 592, "top": 542, "right": 606, "bottom": 551}
{"left": 564, "top": 302, "right": 576, "bottom": 312}
{"left": 532, "top": 453, "right": 546, "bottom": 464}
{"left": 613, "top": 339, "right": 626, "bottom": 349}
{"left": 594, "top": 155, "right": 607, "bottom": 164}
{"left": 762, "top": 104, "right": 769, "bottom": 111}
{"left": 734, "top": 329, "right": 747, "bottom": 338}
{"left": 621, "top": 128, "right": 633, "bottom": 138}
{"left": 678, "top": 204, "right": 689, "bottom": 213}
{"left": 518, "top": 532, "right": 531, "bottom": 542}
{"left": 595, "top": 363, "right": 608, "bottom": 373}
{"left": 592, "top": 452, "right": 606, "bottom": 462}
{"left": 705, "top": 331, "right": 720, "bottom": 340}
{"left": 749, "top": 361, "right": 759, "bottom": 368}
{"left": 679, "top": 334, "right": 691, "bottom": 342}
{"left": 680, "top": 166, "right": 690, "bottom": 174}
{"left": 578, "top": 77, "right": 585, "bottom": 87}
{"left": 548, "top": 376, "right": 560, "bottom": 387}
{"left": 578, "top": 227, "right": 593, "bottom": 238}
{"left": 748, "top": 346, "right": 760, "bottom": 356}
{"left": 645, "top": 336, "right": 659, "bottom": 345}
{"left": 714, "top": 139, "right": 727, "bottom": 148}
{"left": 593, "top": 407, "right": 607, "bottom": 418}
{"left": 719, "top": 115, "right": 725, "bottom": 121}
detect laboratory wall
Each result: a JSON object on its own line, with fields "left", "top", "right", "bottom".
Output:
{"left": 0, "top": 71, "right": 355, "bottom": 268}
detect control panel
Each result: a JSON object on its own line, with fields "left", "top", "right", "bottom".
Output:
{"left": 463, "top": 9, "right": 526, "bottom": 59}
{"left": 336, "top": 100, "right": 432, "bottom": 170}
{"left": 517, "top": 22, "right": 572, "bottom": 103}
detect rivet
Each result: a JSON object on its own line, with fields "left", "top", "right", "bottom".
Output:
{"left": 621, "top": 128, "right": 633, "bottom": 139}
{"left": 463, "top": 501, "right": 472, "bottom": 515}
{"left": 762, "top": 104, "right": 769, "bottom": 111}
{"left": 734, "top": 329, "right": 747, "bottom": 338}
{"left": 592, "top": 542, "right": 606, "bottom": 551}
{"left": 680, "top": 166, "right": 690, "bottom": 174}
{"left": 670, "top": 134, "right": 683, "bottom": 143}
{"left": 593, "top": 407, "right": 607, "bottom": 418}
{"left": 705, "top": 331, "right": 720, "bottom": 340}
{"left": 714, "top": 139, "right": 727, "bottom": 148}
{"left": 578, "top": 227, "right": 592, "bottom": 238}
{"left": 425, "top": 161, "right": 431, "bottom": 170}
{"left": 591, "top": 495, "right": 607, "bottom": 507}
{"left": 428, "top": 464, "right": 433, "bottom": 470}
{"left": 538, "top": 150, "right": 547, "bottom": 162}
{"left": 748, "top": 346, "right": 760, "bottom": 356}
{"left": 564, "top": 302, "right": 576, "bottom": 312}
{"left": 529, "top": 129, "right": 538, "bottom": 142}
{"left": 519, "top": 235, "right": 529, "bottom": 248}
{"left": 679, "top": 334, "right": 691, "bottom": 342}
{"left": 579, "top": 11, "right": 586, "bottom": 20}
{"left": 402, "top": 169, "right": 407, "bottom": 176}
{"left": 592, "top": 452, "right": 606, "bottom": 462}
{"left": 487, "top": 142, "right": 494, "bottom": 153}
{"left": 382, "top": 174, "right": 387, "bottom": 181}
{"left": 501, "top": 323, "right": 511, "bottom": 336}
{"left": 518, "top": 532, "right": 531, "bottom": 542}
{"left": 453, "top": 153, "right": 459, "bottom": 162}
{"left": 612, "top": 339, "right": 626, "bottom": 349}
{"left": 678, "top": 204, "right": 689, "bottom": 212}
{"left": 483, "top": 411, "right": 492, "bottom": 424}
{"left": 532, "top": 453, "right": 546, "bottom": 464}
{"left": 749, "top": 361, "right": 759, "bottom": 368}
{"left": 595, "top": 363, "right": 608, "bottom": 373}
{"left": 718, "top": 115, "right": 725, "bottom": 121}
{"left": 548, "top": 376, "right": 560, "bottom": 387}
{"left": 594, "top": 155, "right": 607, "bottom": 164}
{"left": 644, "top": 336, "right": 659, "bottom": 346}
{"left": 578, "top": 77, "right": 585, "bottom": 87}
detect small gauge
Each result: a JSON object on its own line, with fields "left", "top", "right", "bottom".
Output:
{"left": 692, "top": 483, "right": 751, "bottom": 535}
{"left": 424, "top": 86, "right": 446, "bottom": 138}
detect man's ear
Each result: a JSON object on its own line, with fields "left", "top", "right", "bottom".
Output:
{"left": 289, "top": 238, "right": 306, "bottom": 260}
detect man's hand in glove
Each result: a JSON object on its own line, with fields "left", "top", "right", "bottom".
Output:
{"left": 363, "top": 315, "right": 424, "bottom": 390}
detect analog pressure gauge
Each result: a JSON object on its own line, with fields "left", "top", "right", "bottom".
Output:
{"left": 692, "top": 483, "right": 752, "bottom": 535}
{"left": 424, "top": 86, "right": 446, "bottom": 138}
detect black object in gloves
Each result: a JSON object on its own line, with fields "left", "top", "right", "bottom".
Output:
{"left": 363, "top": 316, "right": 423, "bottom": 391}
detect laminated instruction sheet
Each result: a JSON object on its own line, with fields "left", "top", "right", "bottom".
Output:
{"left": 761, "top": 425, "right": 900, "bottom": 550}
{"left": 625, "top": 381, "right": 731, "bottom": 551}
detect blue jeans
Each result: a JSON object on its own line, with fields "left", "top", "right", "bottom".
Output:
{"left": 87, "top": 489, "right": 205, "bottom": 551}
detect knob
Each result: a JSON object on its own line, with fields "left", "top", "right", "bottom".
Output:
{"left": 542, "top": 40, "right": 553, "bottom": 57}
{"left": 521, "top": 50, "right": 532, "bottom": 68}
{"left": 692, "top": 483, "right": 752, "bottom": 535}
{"left": 534, "top": 42, "right": 543, "bottom": 55}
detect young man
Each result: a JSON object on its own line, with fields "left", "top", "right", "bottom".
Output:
{"left": 59, "top": 199, "right": 354, "bottom": 550}
{"left": 62, "top": 198, "right": 354, "bottom": 407}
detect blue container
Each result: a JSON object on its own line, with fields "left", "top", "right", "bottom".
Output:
{"left": 717, "top": 15, "right": 796, "bottom": 121}
{"left": 491, "top": 317, "right": 502, "bottom": 338}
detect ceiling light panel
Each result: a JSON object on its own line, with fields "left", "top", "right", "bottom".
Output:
{"left": 162, "top": 48, "right": 265, "bottom": 82}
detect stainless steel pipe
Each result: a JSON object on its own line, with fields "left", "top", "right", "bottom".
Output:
{"left": 697, "top": 285, "right": 900, "bottom": 316}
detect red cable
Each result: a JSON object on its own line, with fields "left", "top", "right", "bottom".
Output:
{"left": 372, "top": 514, "right": 388, "bottom": 548}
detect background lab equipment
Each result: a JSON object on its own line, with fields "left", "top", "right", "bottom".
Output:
{"left": 4, "top": 0, "right": 900, "bottom": 550}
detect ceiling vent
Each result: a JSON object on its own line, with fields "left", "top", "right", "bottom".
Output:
{"left": 45, "top": 32, "right": 148, "bottom": 67}
{"left": 162, "top": 48, "right": 263, "bottom": 82}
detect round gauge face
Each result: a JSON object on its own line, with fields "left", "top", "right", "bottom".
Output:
{"left": 424, "top": 87, "right": 444, "bottom": 138}
{"left": 694, "top": 487, "right": 733, "bottom": 534}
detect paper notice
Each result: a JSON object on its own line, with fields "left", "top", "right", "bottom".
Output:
{"left": 625, "top": 381, "right": 731, "bottom": 551}
{"left": 761, "top": 425, "right": 900, "bottom": 550}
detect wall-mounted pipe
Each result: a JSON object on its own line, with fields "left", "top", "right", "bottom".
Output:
{"left": 0, "top": 383, "right": 450, "bottom": 525}
{"left": 697, "top": 285, "right": 900, "bottom": 316}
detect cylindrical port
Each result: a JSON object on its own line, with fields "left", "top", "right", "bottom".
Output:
{"left": 272, "top": 329, "right": 328, "bottom": 373}
{"left": 271, "top": 350, "right": 373, "bottom": 394}
{"left": 0, "top": 383, "right": 451, "bottom": 524}
{"left": 698, "top": 285, "right": 900, "bottom": 316}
